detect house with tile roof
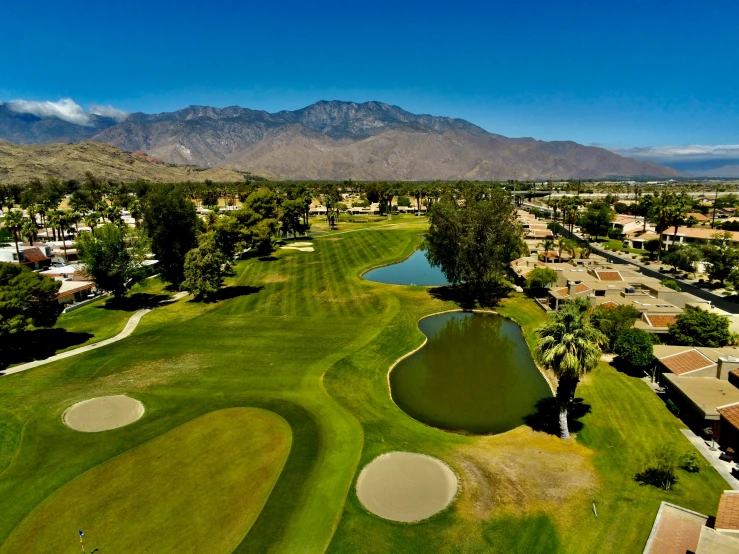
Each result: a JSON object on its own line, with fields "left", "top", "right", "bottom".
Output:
{"left": 643, "top": 499, "right": 739, "bottom": 554}
{"left": 0, "top": 244, "right": 53, "bottom": 269}
{"left": 654, "top": 345, "right": 739, "bottom": 440}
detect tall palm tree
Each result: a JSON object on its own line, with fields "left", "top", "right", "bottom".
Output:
{"left": 535, "top": 298, "right": 606, "bottom": 439}
{"left": 557, "top": 237, "right": 576, "bottom": 261}
{"left": 3, "top": 209, "right": 24, "bottom": 260}
{"left": 541, "top": 238, "right": 555, "bottom": 263}
{"left": 650, "top": 194, "right": 674, "bottom": 261}
{"left": 21, "top": 218, "right": 38, "bottom": 246}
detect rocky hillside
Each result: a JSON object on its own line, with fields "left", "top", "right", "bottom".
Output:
{"left": 0, "top": 142, "right": 247, "bottom": 184}
{"left": 0, "top": 100, "right": 682, "bottom": 180}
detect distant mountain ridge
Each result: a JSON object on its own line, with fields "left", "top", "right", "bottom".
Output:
{"left": 0, "top": 100, "right": 681, "bottom": 180}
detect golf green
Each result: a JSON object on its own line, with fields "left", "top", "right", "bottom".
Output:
{"left": 0, "top": 408, "right": 291, "bottom": 553}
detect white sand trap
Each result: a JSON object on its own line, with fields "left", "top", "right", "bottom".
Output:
{"left": 286, "top": 242, "right": 313, "bottom": 247}
{"left": 280, "top": 246, "right": 314, "bottom": 252}
{"left": 63, "top": 395, "right": 145, "bottom": 432}
{"left": 356, "top": 452, "right": 458, "bottom": 522}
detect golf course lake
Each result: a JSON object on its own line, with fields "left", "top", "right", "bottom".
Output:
{"left": 363, "top": 249, "right": 450, "bottom": 286}
{"left": 390, "top": 312, "right": 552, "bottom": 434}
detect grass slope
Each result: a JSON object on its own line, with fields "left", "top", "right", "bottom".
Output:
{"left": 0, "top": 217, "right": 728, "bottom": 553}
{"left": 0, "top": 408, "right": 291, "bottom": 553}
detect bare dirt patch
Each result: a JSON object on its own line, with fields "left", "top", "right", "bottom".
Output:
{"left": 96, "top": 354, "right": 203, "bottom": 390}
{"left": 452, "top": 427, "right": 597, "bottom": 520}
{"left": 63, "top": 395, "right": 144, "bottom": 432}
{"left": 356, "top": 451, "right": 458, "bottom": 522}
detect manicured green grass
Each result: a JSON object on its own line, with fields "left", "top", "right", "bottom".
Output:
{"left": 0, "top": 220, "right": 727, "bottom": 553}
{"left": 0, "top": 408, "right": 291, "bottom": 553}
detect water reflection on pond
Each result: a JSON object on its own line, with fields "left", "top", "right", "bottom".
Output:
{"left": 363, "top": 250, "right": 450, "bottom": 286}
{"left": 390, "top": 312, "right": 552, "bottom": 434}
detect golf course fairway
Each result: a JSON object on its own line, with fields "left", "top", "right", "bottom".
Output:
{"left": 0, "top": 408, "right": 291, "bottom": 553}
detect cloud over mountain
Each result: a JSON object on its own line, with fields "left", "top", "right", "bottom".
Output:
{"left": 2, "top": 98, "right": 128, "bottom": 126}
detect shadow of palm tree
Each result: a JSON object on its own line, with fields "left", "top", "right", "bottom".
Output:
{"left": 524, "top": 397, "right": 592, "bottom": 436}
{"left": 189, "top": 285, "right": 264, "bottom": 304}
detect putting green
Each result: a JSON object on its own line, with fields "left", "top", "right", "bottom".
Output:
{"left": 0, "top": 408, "right": 291, "bottom": 553}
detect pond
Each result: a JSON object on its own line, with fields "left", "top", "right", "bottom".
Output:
{"left": 363, "top": 249, "right": 450, "bottom": 286}
{"left": 390, "top": 312, "right": 553, "bottom": 434}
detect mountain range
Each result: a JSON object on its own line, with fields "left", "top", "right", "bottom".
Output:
{"left": 0, "top": 100, "right": 681, "bottom": 180}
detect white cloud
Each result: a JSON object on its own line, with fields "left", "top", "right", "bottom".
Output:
{"left": 3, "top": 98, "right": 129, "bottom": 126}
{"left": 613, "top": 144, "right": 739, "bottom": 160}
{"left": 89, "top": 104, "right": 129, "bottom": 122}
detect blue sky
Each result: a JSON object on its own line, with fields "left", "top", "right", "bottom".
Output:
{"left": 2, "top": 0, "right": 737, "bottom": 152}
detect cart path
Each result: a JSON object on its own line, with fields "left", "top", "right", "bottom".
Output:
{"left": 1, "top": 291, "right": 189, "bottom": 377}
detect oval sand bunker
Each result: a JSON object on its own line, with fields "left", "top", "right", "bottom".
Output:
{"left": 356, "top": 452, "right": 458, "bottom": 522}
{"left": 63, "top": 395, "right": 144, "bottom": 432}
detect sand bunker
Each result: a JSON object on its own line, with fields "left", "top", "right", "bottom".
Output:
{"left": 280, "top": 243, "right": 314, "bottom": 252}
{"left": 356, "top": 452, "right": 458, "bottom": 522}
{"left": 63, "top": 395, "right": 145, "bottom": 432}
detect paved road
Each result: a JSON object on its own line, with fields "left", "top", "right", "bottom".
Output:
{"left": 1, "top": 291, "right": 189, "bottom": 377}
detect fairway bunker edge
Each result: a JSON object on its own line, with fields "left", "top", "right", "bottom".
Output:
{"left": 63, "top": 394, "right": 145, "bottom": 432}
{"left": 356, "top": 451, "right": 458, "bottom": 523}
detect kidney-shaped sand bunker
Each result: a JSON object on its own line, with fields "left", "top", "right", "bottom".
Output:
{"left": 356, "top": 451, "right": 458, "bottom": 523}
{"left": 63, "top": 395, "right": 145, "bottom": 432}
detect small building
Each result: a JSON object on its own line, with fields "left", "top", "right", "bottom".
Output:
{"left": 0, "top": 244, "right": 53, "bottom": 269}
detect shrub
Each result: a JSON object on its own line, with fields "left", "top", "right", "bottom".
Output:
{"left": 525, "top": 267, "right": 558, "bottom": 296}
{"left": 635, "top": 442, "right": 679, "bottom": 490}
{"left": 669, "top": 306, "right": 732, "bottom": 347}
{"left": 660, "top": 279, "right": 681, "bottom": 291}
{"left": 679, "top": 451, "right": 701, "bottom": 473}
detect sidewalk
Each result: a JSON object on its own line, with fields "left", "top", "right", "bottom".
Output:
{"left": 1, "top": 291, "right": 189, "bottom": 377}
{"left": 681, "top": 428, "right": 739, "bottom": 490}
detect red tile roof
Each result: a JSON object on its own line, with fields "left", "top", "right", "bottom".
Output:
{"left": 715, "top": 492, "right": 739, "bottom": 531}
{"left": 719, "top": 403, "right": 739, "bottom": 432}
{"left": 21, "top": 247, "right": 48, "bottom": 263}
{"left": 555, "top": 283, "right": 592, "bottom": 297}
{"left": 660, "top": 350, "right": 714, "bottom": 375}
{"left": 601, "top": 301, "right": 620, "bottom": 309}
{"left": 645, "top": 315, "right": 678, "bottom": 328}
{"left": 596, "top": 271, "right": 623, "bottom": 281}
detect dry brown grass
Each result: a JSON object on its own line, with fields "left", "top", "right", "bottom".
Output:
{"left": 452, "top": 426, "right": 597, "bottom": 520}
{"left": 95, "top": 354, "right": 204, "bottom": 390}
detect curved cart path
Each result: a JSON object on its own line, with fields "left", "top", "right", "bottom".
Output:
{"left": 2, "top": 291, "right": 189, "bottom": 377}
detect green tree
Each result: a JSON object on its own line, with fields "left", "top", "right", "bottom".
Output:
{"left": 591, "top": 304, "right": 641, "bottom": 350}
{"left": 578, "top": 203, "right": 614, "bottom": 241}
{"left": 535, "top": 298, "right": 606, "bottom": 439}
{"left": 280, "top": 198, "right": 308, "bottom": 238}
{"left": 613, "top": 328, "right": 658, "bottom": 369}
{"left": 76, "top": 224, "right": 148, "bottom": 298}
{"left": 2, "top": 209, "right": 24, "bottom": 260}
{"left": 182, "top": 232, "right": 229, "bottom": 301}
{"left": 701, "top": 231, "right": 739, "bottom": 284}
{"left": 425, "top": 187, "right": 523, "bottom": 303}
{"left": 0, "top": 262, "right": 62, "bottom": 336}
{"left": 660, "top": 279, "right": 681, "bottom": 291}
{"left": 142, "top": 186, "right": 199, "bottom": 284}
{"left": 662, "top": 244, "right": 702, "bottom": 275}
{"left": 669, "top": 306, "right": 731, "bottom": 347}
{"left": 525, "top": 267, "right": 558, "bottom": 296}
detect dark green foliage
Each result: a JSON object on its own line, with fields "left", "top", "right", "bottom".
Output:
{"left": 701, "top": 231, "right": 739, "bottom": 284}
{"left": 662, "top": 245, "right": 702, "bottom": 274}
{"left": 591, "top": 304, "right": 641, "bottom": 349}
{"left": 76, "top": 224, "right": 148, "bottom": 298}
{"left": 525, "top": 267, "right": 558, "bottom": 296}
{"left": 578, "top": 203, "right": 615, "bottom": 240}
{"left": 425, "top": 186, "right": 522, "bottom": 303}
{"left": 0, "top": 262, "right": 62, "bottom": 336}
{"left": 660, "top": 279, "right": 681, "bottom": 291}
{"left": 142, "top": 186, "right": 199, "bottom": 284}
{"left": 613, "top": 328, "right": 658, "bottom": 369}
{"left": 397, "top": 196, "right": 411, "bottom": 207}
{"left": 280, "top": 198, "right": 308, "bottom": 238}
{"left": 669, "top": 306, "right": 731, "bottom": 347}
{"left": 644, "top": 239, "right": 660, "bottom": 260}
{"left": 182, "top": 232, "right": 229, "bottom": 301}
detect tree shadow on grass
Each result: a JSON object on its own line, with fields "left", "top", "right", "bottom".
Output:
{"left": 189, "top": 285, "right": 264, "bottom": 304}
{"left": 0, "top": 328, "right": 94, "bottom": 370}
{"left": 100, "top": 293, "right": 170, "bottom": 312}
{"left": 524, "top": 397, "right": 592, "bottom": 436}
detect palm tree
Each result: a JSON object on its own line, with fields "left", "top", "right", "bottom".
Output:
{"left": 21, "top": 218, "right": 38, "bottom": 246}
{"left": 3, "top": 209, "right": 24, "bottom": 260}
{"left": 557, "top": 237, "right": 576, "bottom": 261}
{"left": 535, "top": 298, "right": 606, "bottom": 439}
{"left": 83, "top": 212, "right": 99, "bottom": 235}
{"left": 541, "top": 238, "right": 555, "bottom": 263}
{"left": 650, "top": 194, "right": 674, "bottom": 261}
